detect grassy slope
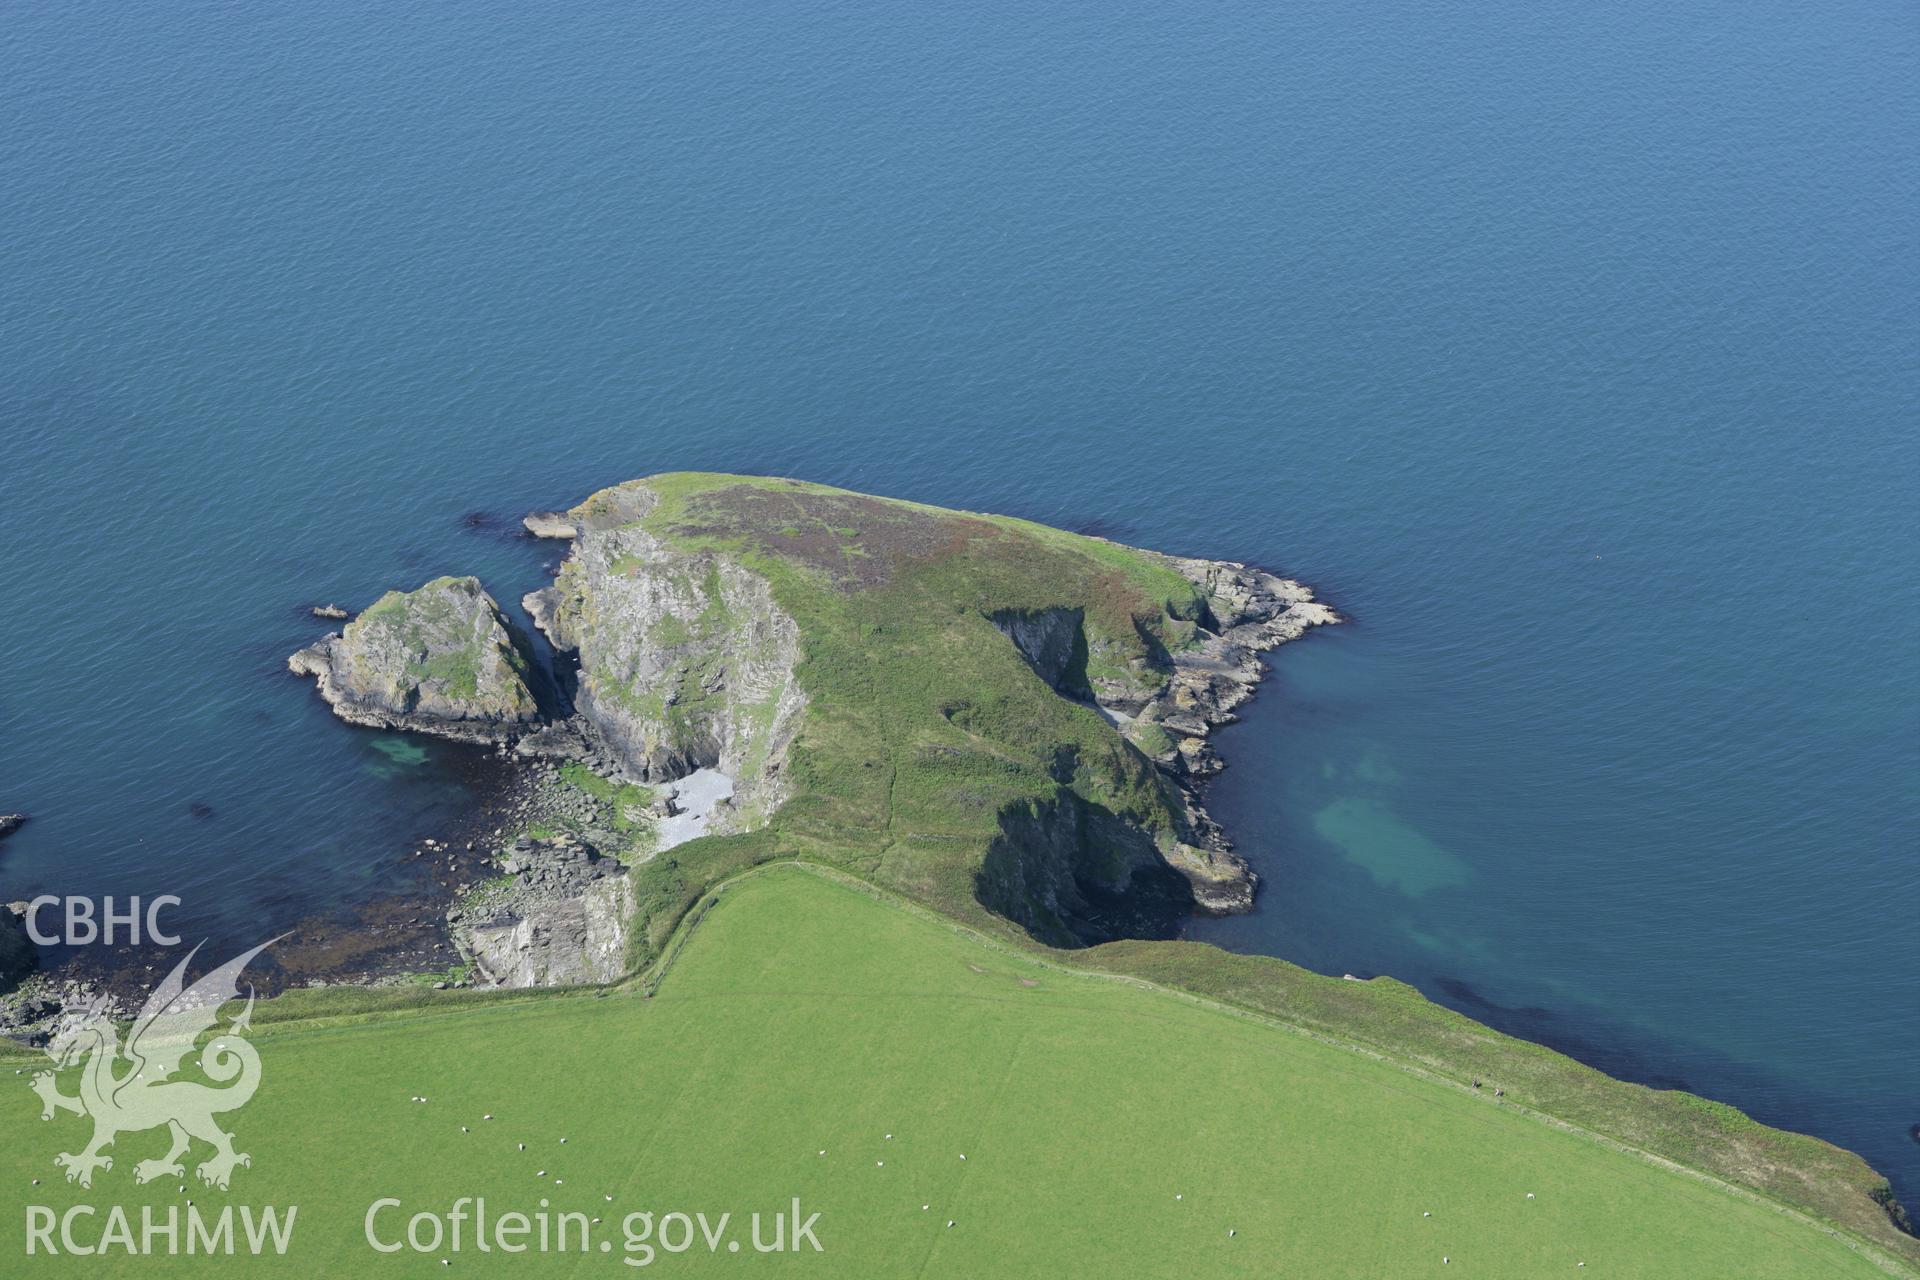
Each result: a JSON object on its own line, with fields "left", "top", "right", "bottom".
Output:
{"left": 558, "top": 474, "right": 1916, "bottom": 1265}
{"left": 0, "top": 867, "right": 1903, "bottom": 1278}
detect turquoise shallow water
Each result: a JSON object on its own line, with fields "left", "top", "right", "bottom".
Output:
{"left": 2, "top": 0, "right": 1916, "bottom": 1207}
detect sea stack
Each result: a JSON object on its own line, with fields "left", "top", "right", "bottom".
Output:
{"left": 289, "top": 575, "right": 544, "bottom": 743}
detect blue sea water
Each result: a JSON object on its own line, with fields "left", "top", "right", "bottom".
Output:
{"left": 2, "top": 0, "right": 1916, "bottom": 1207}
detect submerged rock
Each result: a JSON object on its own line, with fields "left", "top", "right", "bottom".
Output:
{"left": 0, "top": 813, "right": 24, "bottom": 841}
{"left": 0, "top": 902, "right": 34, "bottom": 990}
{"left": 289, "top": 576, "right": 544, "bottom": 743}
{"left": 522, "top": 510, "right": 579, "bottom": 540}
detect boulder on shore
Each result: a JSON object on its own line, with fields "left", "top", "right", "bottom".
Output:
{"left": 289, "top": 576, "right": 544, "bottom": 743}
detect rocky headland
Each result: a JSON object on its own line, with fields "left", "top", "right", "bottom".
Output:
{"left": 289, "top": 473, "right": 1337, "bottom": 974}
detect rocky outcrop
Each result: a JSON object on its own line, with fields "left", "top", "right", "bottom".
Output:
{"left": 449, "top": 836, "right": 632, "bottom": 988}
{"left": 522, "top": 491, "right": 806, "bottom": 830}
{"left": 1161, "top": 841, "right": 1257, "bottom": 913}
{"left": 1133, "top": 559, "right": 1334, "bottom": 908}
{"left": 1159, "top": 555, "right": 1333, "bottom": 712}
{"left": 290, "top": 576, "right": 544, "bottom": 743}
{"left": 1111, "top": 556, "right": 1336, "bottom": 735}
{"left": 523, "top": 511, "right": 579, "bottom": 539}
{"left": 310, "top": 603, "right": 349, "bottom": 620}
{"left": 0, "top": 814, "right": 24, "bottom": 842}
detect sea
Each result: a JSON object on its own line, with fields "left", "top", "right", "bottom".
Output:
{"left": 3, "top": 0, "right": 1915, "bottom": 1209}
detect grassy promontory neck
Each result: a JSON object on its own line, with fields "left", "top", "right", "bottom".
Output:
{"left": 286, "top": 472, "right": 1918, "bottom": 1268}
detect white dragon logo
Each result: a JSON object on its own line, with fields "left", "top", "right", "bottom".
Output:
{"left": 30, "top": 938, "right": 280, "bottom": 1190}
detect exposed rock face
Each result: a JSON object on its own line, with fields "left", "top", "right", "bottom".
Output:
{"left": 0, "top": 814, "right": 24, "bottom": 842}
{"left": 523, "top": 488, "right": 806, "bottom": 830}
{"left": 989, "top": 608, "right": 1093, "bottom": 700}
{"left": 310, "top": 603, "right": 349, "bottom": 620}
{"left": 449, "top": 837, "right": 632, "bottom": 988}
{"left": 289, "top": 576, "right": 544, "bottom": 743}
{"left": 523, "top": 511, "right": 579, "bottom": 539}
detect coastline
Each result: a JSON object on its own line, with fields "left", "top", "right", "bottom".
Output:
{"left": 3, "top": 473, "right": 1911, "bottom": 1262}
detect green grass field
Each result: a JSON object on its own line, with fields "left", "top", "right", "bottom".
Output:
{"left": 3, "top": 867, "right": 1905, "bottom": 1277}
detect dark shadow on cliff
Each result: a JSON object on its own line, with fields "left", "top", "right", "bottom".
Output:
{"left": 973, "top": 791, "right": 1197, "bottom": 948}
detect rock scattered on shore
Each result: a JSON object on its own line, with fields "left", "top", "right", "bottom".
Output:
{"left": 0, "top": 977, "right": 108, "bottom": 1043}
{"left": 449, "top": 836, "right": 632, "bottom": 988}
